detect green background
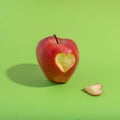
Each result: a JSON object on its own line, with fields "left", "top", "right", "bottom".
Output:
{"left": 1, "top": 0, "right": 120, "bottom": 119}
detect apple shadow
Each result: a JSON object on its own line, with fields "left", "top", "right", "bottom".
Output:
{"left": 6, "top": 64, "right": 57, "bottom": 87}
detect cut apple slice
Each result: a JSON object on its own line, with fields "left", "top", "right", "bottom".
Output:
{"left": 83, "top": 84, "right": 103, "bottom": 96}
{"left": 55, "top": 53, "right": 75, "bottom": 72}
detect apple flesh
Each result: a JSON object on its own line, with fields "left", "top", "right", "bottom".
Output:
{"left": 36, "top": 35, "right": 79, "bottom": 83}
{"left": 55, "top": 53, "right": 75, "bottom": 73}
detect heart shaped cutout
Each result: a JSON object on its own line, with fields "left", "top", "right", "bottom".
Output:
{"left": 84, "top": 84, "right": 103, "bottom": 96}
{"left": 55, "top": 53, "right": 75, "bottom": 72}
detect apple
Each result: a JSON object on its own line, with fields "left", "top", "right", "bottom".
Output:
{"left": 36, "top": 35, "right": 79, "bottom": 83}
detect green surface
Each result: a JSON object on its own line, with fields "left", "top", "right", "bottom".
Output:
{"left": 1, "top": 0, "right": 120, "bottom": 119}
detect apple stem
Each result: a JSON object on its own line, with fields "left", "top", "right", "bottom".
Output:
{"left": 53, "top": 34, "right": 59, "bottom": 44}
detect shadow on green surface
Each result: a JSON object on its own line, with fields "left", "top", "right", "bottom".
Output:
{"left": 7, "top": 64, "right": 58, "bottom": 87}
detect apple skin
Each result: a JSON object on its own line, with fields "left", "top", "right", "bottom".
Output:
{"left": 36, "top": 35, "right": 79, "bottom": 83}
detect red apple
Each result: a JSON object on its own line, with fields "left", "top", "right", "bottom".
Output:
{"left": 36, "top": 35, "right": 79, "bottom": 83}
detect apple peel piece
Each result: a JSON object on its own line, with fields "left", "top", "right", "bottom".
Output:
{"left": 55, "top": 53, "right": 75, "bottom": 72}
{"left": 83, "top": 84, "right": 103, "bottom": 96}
